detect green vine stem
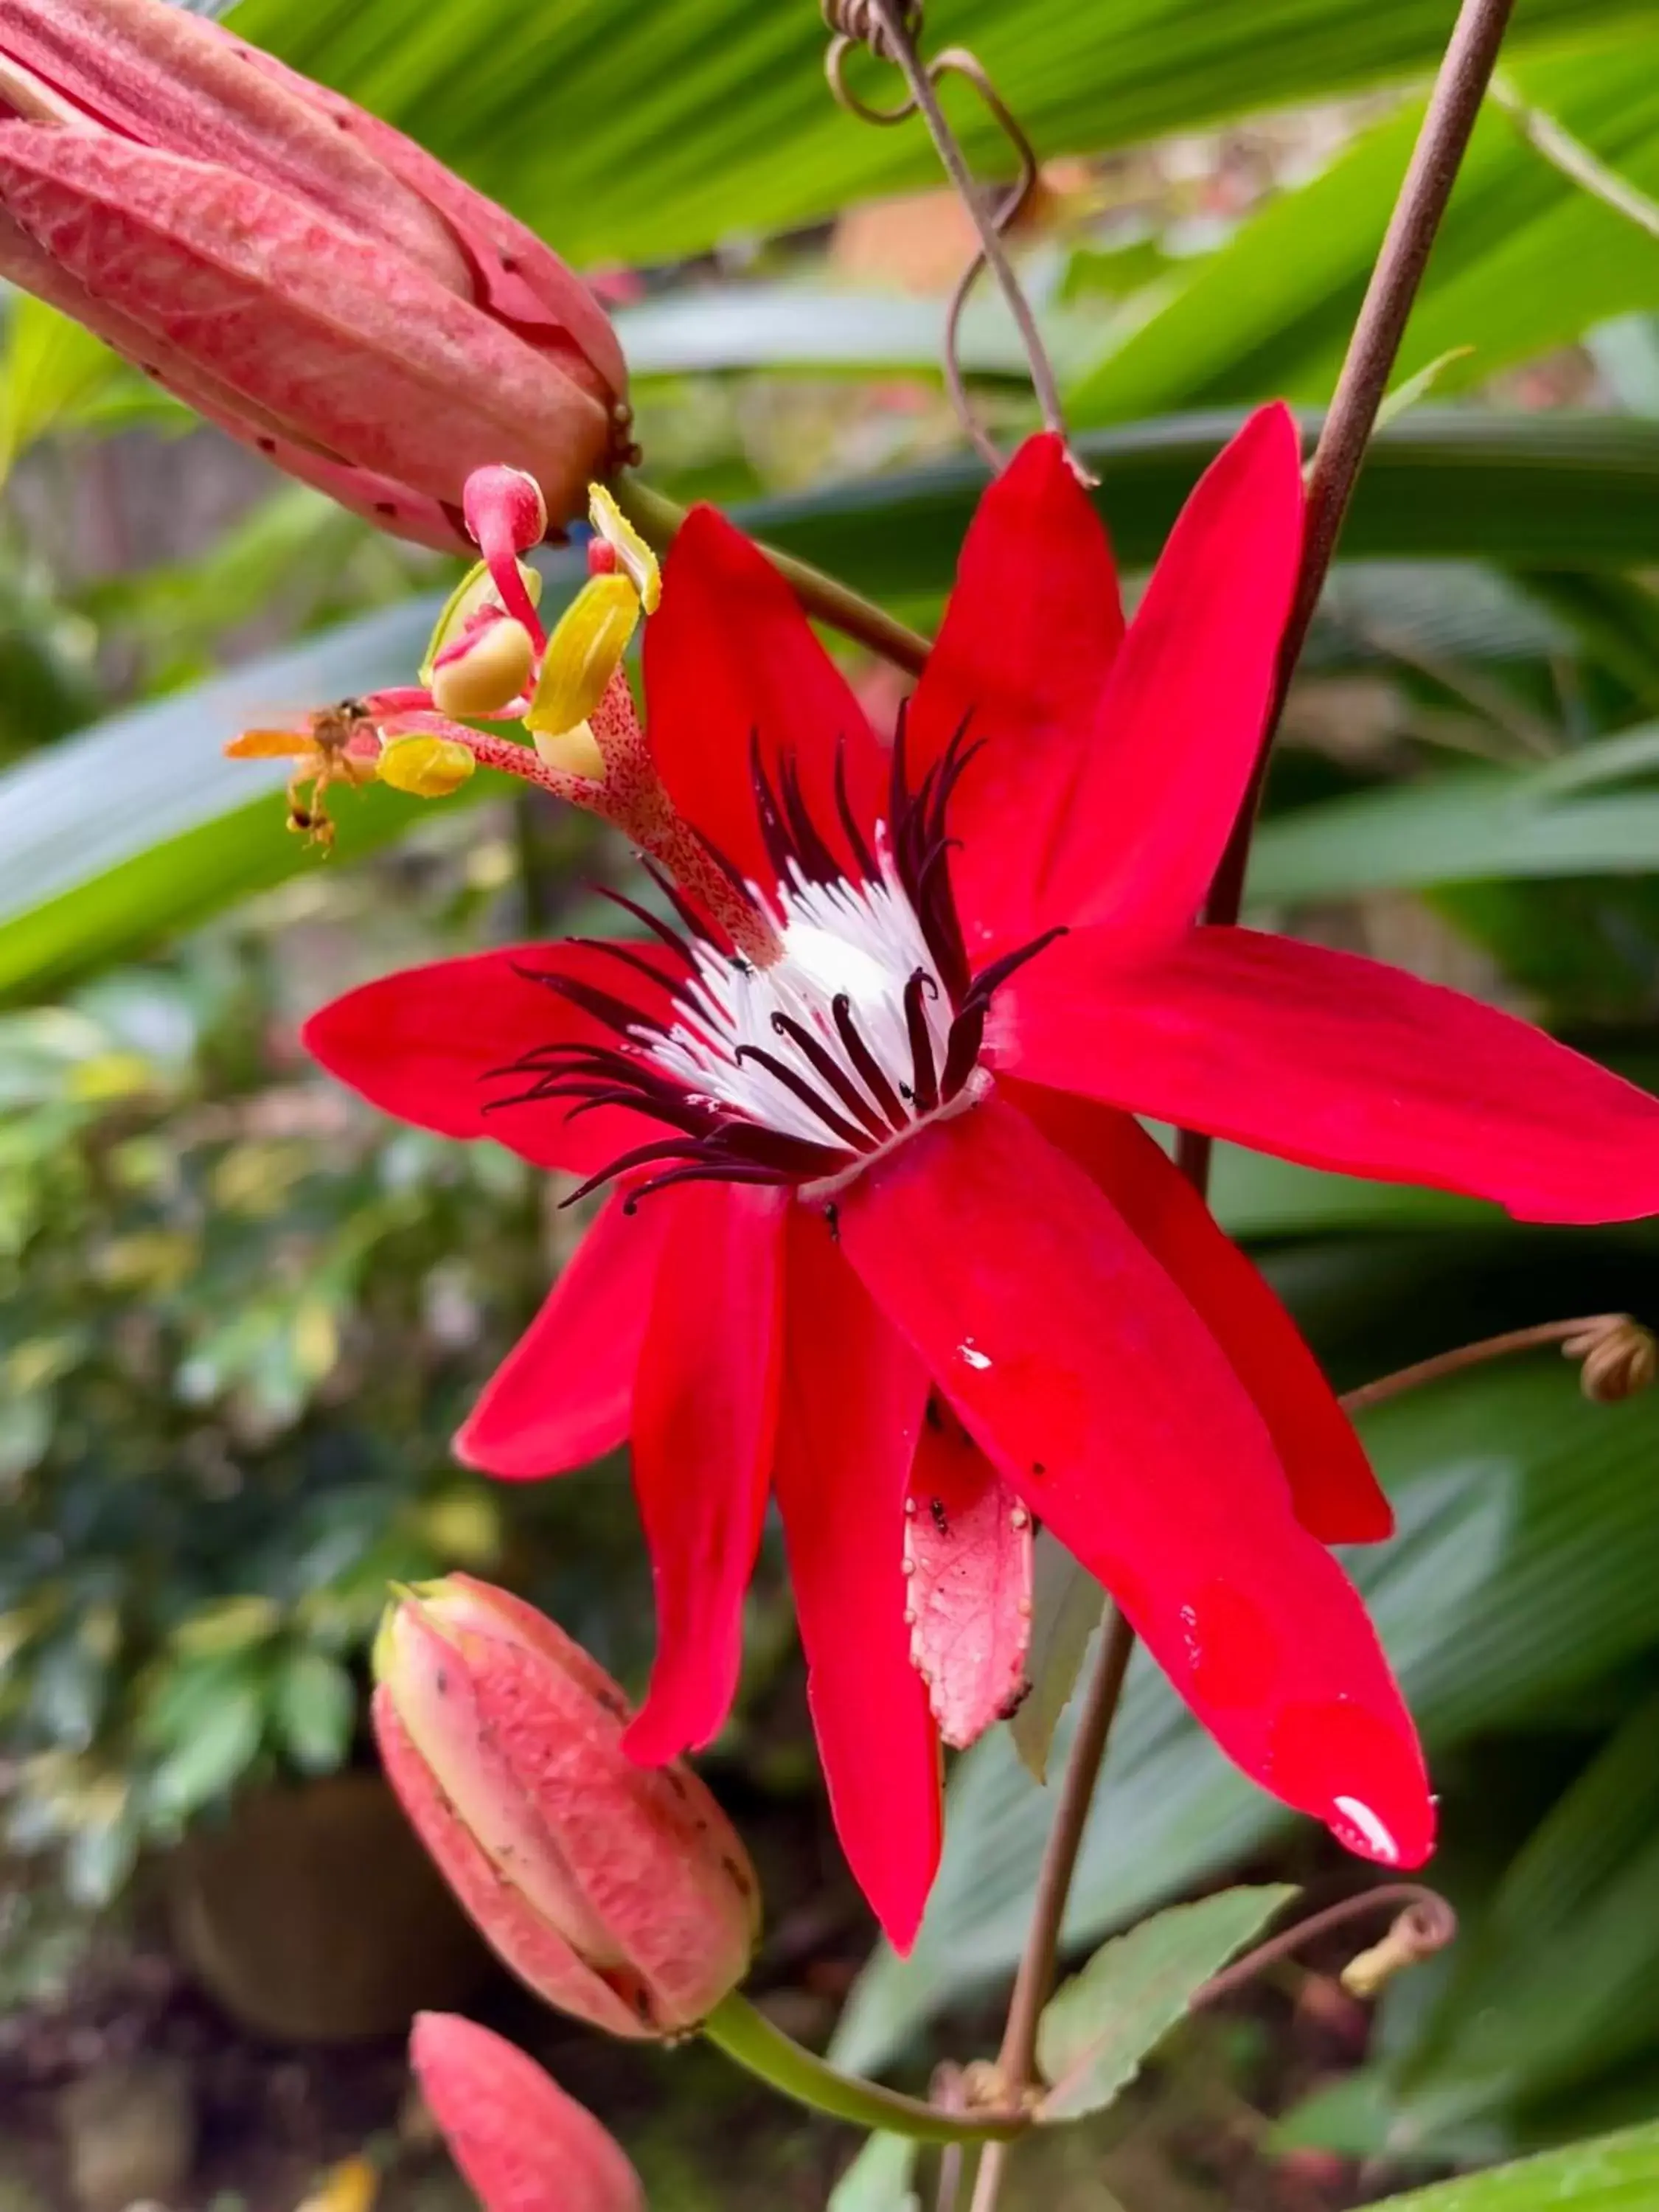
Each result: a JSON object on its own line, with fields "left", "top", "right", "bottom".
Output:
{"left": 614, "top": 476, "right": 931, "bottom": 677}
{"left": 701, "top": 1992, "right": 1028, "bottom": 2144}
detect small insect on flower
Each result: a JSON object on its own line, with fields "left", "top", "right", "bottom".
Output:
{"left": 224, "top": 698, "right": 380, "bottom": 846}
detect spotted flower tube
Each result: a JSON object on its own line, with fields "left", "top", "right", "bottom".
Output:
{"left": 303, "top": 407, "right": 1659, "bottom": 1947}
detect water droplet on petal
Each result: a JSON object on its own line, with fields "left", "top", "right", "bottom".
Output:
{"left": 1268, "top": 1699, "right": 1435, "bottom": 1869}
{"left": 1331, "top": 1795, "right": 1399, "bottom": 1864}
{"left": 957, "top": 1339, "right": 992, "bottom": 1371}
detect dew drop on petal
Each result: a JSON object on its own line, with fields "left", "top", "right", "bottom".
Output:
{"left": 957, "top": 1339, "right": 992, "bottom": 1371}
{"left": 1268, "top": 1698, "right": 1435, "bottom": 1870}
{"left": 1332, "top": 1795, "right": 1399, "bottom": 1863}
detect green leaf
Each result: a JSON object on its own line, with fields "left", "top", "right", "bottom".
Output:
{"left": 833, "top": 1362, "right": 1659, "bottom": 2073}
{"left": 1381, "top": 1696, "right": 1659, "bottom": 2138}
{"left": 1008, "top": 1537, "right": 1104, "bottom": 1785}
{"left": 271, "top": 1649, "right": 357, "bottom": 1777}
{"left": 1368, "top": 2122, "right": 1659, "bottom": 2208}
{"left": 1035, "top": 1884, "right": 1296, "bottom": 2121}
{"left": 147, "top": 1674, "right": 264, "bottom": 1817}
{"left": 0, "top": 297, "right": 144, "bottom": 481}
{"left": 228, "top": 0, "right": 1651, "bottom": 271}
{"left": 1068, "top": 39, "right": 1659, "bottom": 423}
{"left": 827, "top": 2134, "right": 919, "bottom": 2212}
{"left": 1248, "top": 720, "right": 1659, "bottom": 905}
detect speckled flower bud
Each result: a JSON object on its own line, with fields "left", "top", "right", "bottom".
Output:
{"left": 0, "top": 0, "right": 627, "bottom": 547}
{"left": 373, "top": 1576, "right": 759, "bottom": 2039}
{"left": 412, "top": 2014, "right": 643, "bottom": 2212}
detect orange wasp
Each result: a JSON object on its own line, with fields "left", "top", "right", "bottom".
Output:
{"left": 224, "top": 698, "right": 381, "bottom": 847}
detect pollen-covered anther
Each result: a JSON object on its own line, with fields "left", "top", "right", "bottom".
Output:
{"left": 588, "top": 483, "right": 660, "bottom": 613}
{"left": 378, "top": 732, "right": 476, "bottom": 799}
{"left": 430, "top": 614, "right": 536, "bottom": 720}
{"left": 526, "top": 575, "right": 639, "bottom": 743}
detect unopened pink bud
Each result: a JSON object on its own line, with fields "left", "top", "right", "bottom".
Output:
{"left": 412, "top": 2014, "right": 643, "bottom": 2212}
{"left": 0, "top": 0, "right": 628, "bottom": 545}
{"left": 373, "top": 1576, "right": 759, "bottom": 2039}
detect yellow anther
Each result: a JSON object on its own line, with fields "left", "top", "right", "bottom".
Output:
{"left": 532, "top": 720, "right": 606, "bottom": 781}
{"left": 420, "top": 557, "right": 543, "bottom": 684}
{"left": 588, "top": 483, "right": 660, "bottom": 615}
{"left": 430, "top": 616, "right": 535, "bottom": 720}
{"left": 526, "top": 574, "right": 639, "bottom": 740}
{"left": 377, "top": 734, "right": 477, "bottom": 799}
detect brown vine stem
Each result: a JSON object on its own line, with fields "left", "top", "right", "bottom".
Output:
{"left": 969, "top": 1610, "right": 1135, "bottom": 2212}
{"left": 970, "top": 2, "right": 1518, "bottom": 2202}
{"left": 863, "top": 0, "right": 1077, "bottom": 463}
{"left": 614, "top": 476, "right": 931, "bottom": 678}
{"left": 1339, "top": 1312, "right": 1648, "bottom": 1414}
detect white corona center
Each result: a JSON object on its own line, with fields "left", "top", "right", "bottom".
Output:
{"left": 645, "top": 844, "right": 953, "bottom": 1149}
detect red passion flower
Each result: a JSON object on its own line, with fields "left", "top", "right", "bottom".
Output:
{"left": 307, "top": 406, "right": 1659, "bottom": 1947}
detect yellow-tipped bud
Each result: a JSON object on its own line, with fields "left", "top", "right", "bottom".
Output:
{"left": 532, "top": 720, "right": 606, "bottom": 782}
{"left": 421, "top": 559, "right": 543, "bottom": 685}
{"left": 588, "top": 484, "right": 660, "bottom": 614}
{"left": 431, "top": 616, "right": 537, "bottom": 720}
{"left": 378, "top": 734, "right": 477, "bottom": 799}
{"left": 526, "top": 574, "right": 639, "bottom": 741}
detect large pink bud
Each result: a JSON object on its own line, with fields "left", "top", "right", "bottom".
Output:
{"left": 373, "top": 1576, "right": 759, "bottom": 2039}
{"left": 0, "top": 0, "right": 628, "bottom": 548}
{"left": 412, "top": 2014, "right": 644, "bottom": 2212}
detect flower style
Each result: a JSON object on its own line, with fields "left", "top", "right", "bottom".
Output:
{"left": 0, "top": 0, "right": 627, "bottom": 547}
{"left": 307, "top": 407, "right": 1659, "bottom": 1947}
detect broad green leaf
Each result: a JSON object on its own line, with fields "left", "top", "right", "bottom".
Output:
{"left": 1370, "top": 2123, "right": 1659, "bottom": 2208}
{"left": 227, "top": 0, "right": 1652, "bottom": 271}
{"left": 833, "top": 1362, "right": 1659, "bottom": 2073}
{"left": 1248, "top": 724, "right": 1659, "bottom": 905}
{"left": 1069, "top": 39, "right": 1659, "bottom": 422}
{"left": 1035, "top": 1884, "right": 1296, "bottom": 2121}
{"left": 1368, "top": 1697, "right": 1659, "bottom": 2140}
{"left": 10, "top": 413, "right": 1659, "bottom": 1004}
{"left": 271, "top": 1649, "right": 357, "bottom": 1776}
{"left": 148, "top": 1675, "right": 264, "bottom": 1816}
{"left": 1008, "top": 1537, "right": 1104, "bottom": 1784}
{"left": 0, "top": 297, "right": 142, "bottom": 481}
{"left": 827, "top": 2133, "right": 919, "bottom": 2212}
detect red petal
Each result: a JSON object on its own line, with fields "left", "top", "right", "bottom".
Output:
{"left": 906, "top": 434, "right": 1123, "bottom": 959}
{"left": 838, "top": 1098, "right": 1433, "bottom": 1870}
{"left": 904, "top": 1399, "right": 1034, "bottom": 1747}
{"left": 774, "top": 1205, "right": 939, "bottom": 1949}
{"left": 625, "top": 1186, "right": 786, "bottom": 1764}
{"left": 1006, "top": 1081, "right": 1391, "bottom": 1544}
{"left": 455, "top": 1194, "right": 674, "bottom": 1480}
{"left": 1038, "top": 405, "right": 1304, "bottom": 944}
{"left": 996, "top": 925, "right": 1659, "bottom": 1225}
{"left": 302, "top": 942, "right": 675, "bottom": 1177}
{"left": 643, "top": 506, "right": 887, "bottom": 889}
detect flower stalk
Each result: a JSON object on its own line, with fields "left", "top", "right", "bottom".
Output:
{"left": 702, "top": 1992, "right": 1028, "bottom": 2145}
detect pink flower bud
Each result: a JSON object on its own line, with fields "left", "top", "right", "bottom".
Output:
{"left": 0, "top": 0, "right": 628, "bottom": 544}
{"left": 373, "top": 1576, "right": 759, "bottom": 2039}
{"left": 411, "top": 2014, "right": 643, "bottom": 2212}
